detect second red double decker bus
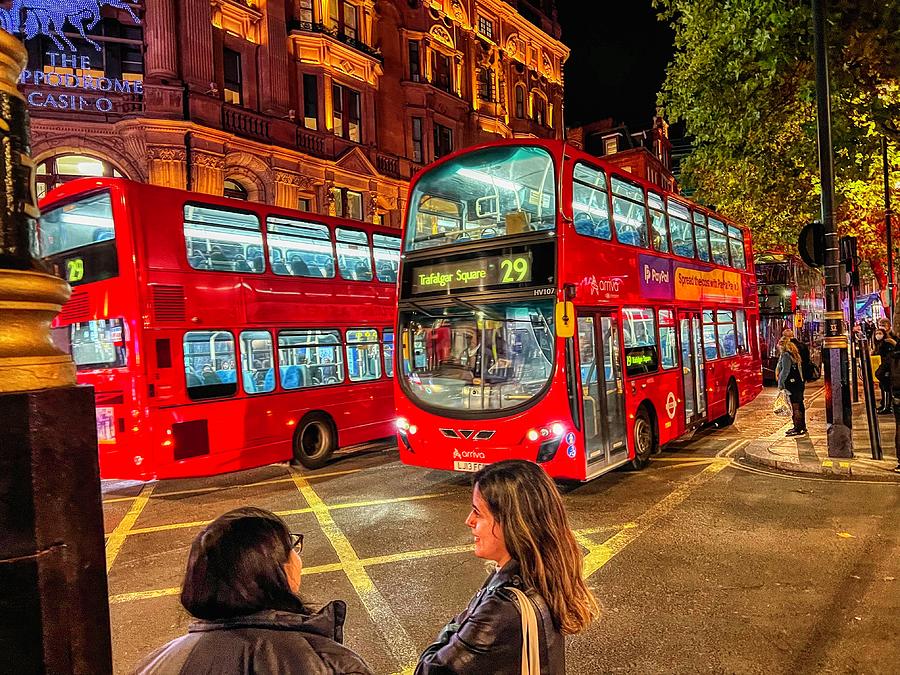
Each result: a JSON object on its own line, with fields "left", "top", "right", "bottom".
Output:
{"left": 394, "top": 140, "right": 763, "bottom": 481}
{"left": 41, "top": 178, "right": 398, "bottom": 480}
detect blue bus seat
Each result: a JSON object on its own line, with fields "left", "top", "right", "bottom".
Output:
{"left": 243, "top": 372, "right": 257, "bottom": 393}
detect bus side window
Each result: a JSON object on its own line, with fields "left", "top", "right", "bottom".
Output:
{"left": 693, "top": 211, "right": 710, "bottom": 262}
{"left": 667, "top": 199, "right": 694, "bottom": 258}
{"left": 336, "top": 228, "right": 373, "bottom": 281}
{"left": 239, "top": 330, "right": 275, "bottom": 394}
{"left": 183, "top": 204, "right": 262, "bottom": 273}
{"left": 346, "top": 328, "right": 382, "bottom": 382}
{"left": 183, "top": 331, "right": 238, "bottom": 400}
{"left": 702, "top": 311, "right": 719, "bottom": 361}
{"left": 610, "top": 176, "right": 648, "bottom": 248}
{"left": 383, "top": 328, "right": 395, "bottom": 377}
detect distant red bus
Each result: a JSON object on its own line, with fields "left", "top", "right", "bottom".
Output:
{"left": 394, "top": 140, "right": 763, "bottom": 481}
{"left": 40, "top": 178, "right": 398, "bottom": 480}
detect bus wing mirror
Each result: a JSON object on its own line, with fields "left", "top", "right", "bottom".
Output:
{"left": 555, "top": 301, "right": 575, "bottom": 338}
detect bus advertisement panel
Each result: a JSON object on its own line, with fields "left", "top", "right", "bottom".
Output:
{"left": 394, "top": 141, "right": 762, "bottom": 481}
{"left": 40, "top": 178, "right": 398, "bottom": 480}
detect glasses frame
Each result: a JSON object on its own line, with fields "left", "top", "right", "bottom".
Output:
{"left": 289, "top": 532, "right": 304, "bottom": 554}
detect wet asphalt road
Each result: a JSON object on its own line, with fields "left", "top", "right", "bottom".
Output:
{"left": 103, "top": 387, "right": 900, "bottom": 674}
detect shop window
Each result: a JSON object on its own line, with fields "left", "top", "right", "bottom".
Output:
{"left": 183, "top": 331, "right": 238, "bottom": 399}
{"left": 223, "top": 48, "right": 242, "bottom": 106}
{"left": 36, "top": 154, "right": 122, "bottom": 200}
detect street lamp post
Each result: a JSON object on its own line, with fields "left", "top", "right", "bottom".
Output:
{"left": 883, "top": 136, "right": 895, "bottom": 318}
{"left": 812, "top": 0, "right": 853, "bottom": 458}
{"left": 0, "top": 31, "right": 112, "bottom": 673}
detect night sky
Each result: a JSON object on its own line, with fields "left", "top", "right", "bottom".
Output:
{"left": 557, "top": 1, "right": 675, "bottom": 131}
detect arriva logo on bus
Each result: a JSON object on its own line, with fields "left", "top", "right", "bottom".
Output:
{"left": 1, "top": 0, "right": 143, "bottom": 113}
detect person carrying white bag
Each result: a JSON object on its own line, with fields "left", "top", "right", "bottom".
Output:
{"left": 775, "top": 336, "right": 807, "bottom": 436}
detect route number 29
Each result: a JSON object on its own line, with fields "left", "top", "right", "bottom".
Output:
{"left": 66, "top": 258, "right": 84, "bottom": 283}
{"left": 499, "top": 257, "right": 529, "bottom": 283}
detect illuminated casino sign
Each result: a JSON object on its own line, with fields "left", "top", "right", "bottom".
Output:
{"left": 1, "top": 0, "right": 142, "bottom": 113}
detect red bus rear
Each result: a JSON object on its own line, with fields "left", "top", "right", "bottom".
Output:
{"left": 40, "top": 178, "right": 398, "bottom": 480}
{"left": 394, "top": 140, "right": 762, "bottom": 481}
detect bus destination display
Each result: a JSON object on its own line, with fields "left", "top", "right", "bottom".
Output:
{"left": 411, "top": 252, "right": 533, "bottom": 294}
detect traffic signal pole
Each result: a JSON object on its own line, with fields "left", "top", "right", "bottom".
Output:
{"left": 812, "top": 0, "right": 853, "bottom": 457}
{"left": 884, "top": 137, "right": 895, "bottom": 318}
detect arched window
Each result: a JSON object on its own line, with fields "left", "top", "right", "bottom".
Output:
{"left": 224, "top": 179, "right": 249, "bottom": 200}
{"left": 532, "top": 92, "right": 547, "bottom": 126}
{"left": 36, "top": 154, "right": 123, "bottom": 200}
{"left": 515, "top": 85, "right": 525, "bottom": 118}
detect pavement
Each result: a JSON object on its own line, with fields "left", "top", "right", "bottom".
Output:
{"left": 742, "top": 384, "right": 900, "bottom": 479}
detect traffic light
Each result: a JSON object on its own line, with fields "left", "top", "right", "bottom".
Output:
{"left": 840, "top": 236, "right": 859, "bottom": 291}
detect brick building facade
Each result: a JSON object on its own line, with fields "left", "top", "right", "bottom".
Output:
{"left": 15, "top": 0, "right": 568, "bottom": 227}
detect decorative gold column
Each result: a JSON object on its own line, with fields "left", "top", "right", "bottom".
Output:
{"left": 0, "top": 31, "right": 74, "bottom": 393}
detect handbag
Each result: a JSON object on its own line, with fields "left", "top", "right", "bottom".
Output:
{"left": 508, "top": 586, "right": 540, "bottom": 675}
{"left": 773, "top": 389, "right": 791, "bottom": 416}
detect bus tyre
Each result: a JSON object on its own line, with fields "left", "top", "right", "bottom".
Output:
{"left": 718, "top": 383, "right": 739, "bottom": 427}
{"left": 293, "top": 413, "right": 336, "bottom": 469}
{"left": 631, "top": 407, "right": 655, "bottom": 470}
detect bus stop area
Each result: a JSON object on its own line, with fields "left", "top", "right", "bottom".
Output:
{"left": 744, "top": 386, "right": 900, "bottom": 478}
{"left": 101, "top": 387, "right": 900, "bottom": 675}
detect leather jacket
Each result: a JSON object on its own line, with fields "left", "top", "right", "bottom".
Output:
{"left": 414, "top": 560, "right": 565, "bottom": 675}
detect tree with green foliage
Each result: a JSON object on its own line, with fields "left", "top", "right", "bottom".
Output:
{"left": 655, "top": 0, "right": 900, "bottom": 286}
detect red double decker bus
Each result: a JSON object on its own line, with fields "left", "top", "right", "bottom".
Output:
{"left": 40, "top": 178, "right": 398, "bottom": 480}
{"left": 394, "top": 140, "right": 763, "bottom": 481}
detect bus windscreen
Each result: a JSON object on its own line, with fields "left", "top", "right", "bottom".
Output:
{"left": 39, "top": 191, "right": 118, "bottom": 285}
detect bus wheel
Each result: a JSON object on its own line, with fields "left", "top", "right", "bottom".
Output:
{"left": 631, "top": 407, "right": 655, "bottom": 470}
{"left": 293, "top": 413, "right": 336, "bottom": 469}
{"left": 718, "top": 383, "right": 739, "bottom": 427}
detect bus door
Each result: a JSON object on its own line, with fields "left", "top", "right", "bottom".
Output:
{"left": 577, "top": 312, "right": 628, "bottom": 466}
{"left": 678, "top": 311, "right": 707, "bottom": 426}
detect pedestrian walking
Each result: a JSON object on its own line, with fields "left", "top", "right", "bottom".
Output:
{"left": 133, "top": 507, "right": 373, "bottom": 675}
{"left": 776, "top": 336, "right": 807, "bottom": 436}
{"left": 415, "top": 460, "right": 599, "bottom": 675}
{"left": 873, "top": 326, "right": 896, "bottom": 414}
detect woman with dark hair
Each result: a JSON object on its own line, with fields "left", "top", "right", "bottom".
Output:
{"left": 415, "top": 460, "right": 599, "bottom": 674}
{"left": 134, "top": 507, "right": 372, "bottom": 675}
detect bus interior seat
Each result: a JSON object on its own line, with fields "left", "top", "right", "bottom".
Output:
{"left": 355, "top": 262, "right": 370, "bottom": 279}
{"left": 272, "top": 260, "right": 289, "bottom": 275}
{"left": 281, "top": 365, "right": 300, "bottom": 389}
{"left": 93, "top": 228, "right": 114, "bottom": 242}
{"left": 216, "top": 370, "right": 237, "bottom": 384}
{"left": 243, "top": 372, "right": 257, "bottom": 393}
{"left": 249, "top": 255, "right": 264, "bottom": 272}
{"left": 234, "top": 259, "right": 251, "bottom": 273}
{"left": 186, "top": 373, "right": 202, "bottom": 387}
{"left": 262, "top": 368, "right": 275, "bottom": 391}
{"left": 290, "top": 259, "right": 311, "bottom": 276}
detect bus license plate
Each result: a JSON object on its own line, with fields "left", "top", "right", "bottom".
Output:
{"left": 453, "top": 461, "right": 486, "bottom": 473}
{"left": 96, "top": 407, "right": 116, "bottom": 443}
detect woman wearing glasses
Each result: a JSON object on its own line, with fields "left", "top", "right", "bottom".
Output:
{"left": 134, "top": 507, "right": 372, "bottom": 674}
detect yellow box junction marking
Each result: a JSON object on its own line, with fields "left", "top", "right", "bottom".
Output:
{"left": 105, "top": 482, "right": 155, "bottom": 572}
{"left": 581, "top": 459, "right": 731, "bottom": 579}
{"left": 289, "top": 470, "right": 421, "bottom": 672}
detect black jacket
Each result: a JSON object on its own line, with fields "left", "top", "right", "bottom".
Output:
{"left": 414, "top": 560, "right": 565, "bottom": 675}
{"left": 133, "top": 602, "right": 373, "bottom": 675}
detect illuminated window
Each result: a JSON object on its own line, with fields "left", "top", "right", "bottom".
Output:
{"left": 331, "top": 187, "right": 364, "bottom": 221}
{"left": 332, "top": 84, "right": 361, "bottom": 142}
{"left": 515, "top": 85, "right": 525, "bottom": 118}
{"left": 477, "top": 68, "right": 494, "bottom": 102}
{"left": 532, "top": 93, "right": 547, "bottom": 126}
{"left": 330, "top": 0, "right": 359, "bottom": 41}
{"left": 298, "top": 197, "right": 312, "bottom": 212}
{"left": 302, "top": 73, "right": 318, "bottom": 129}
{"left": 603, "top": 137, "right": 618, "bottom": 155}
{"left": 36, "top": 154, "right": 122, "bottom": 200}
{"left": 223, "top": 48, "right": 243, "bottom": 105}
{"left": 297, "top": 0, "right": 314, "bottom": 24}
{"left": 224, "top": 179, "right": 248, "bottom": 201}
{"left": 478, "top": 16, "right": 494, "bottom": 39}
{"left": 433, "top": 123, "right": 453, "bottom": 160}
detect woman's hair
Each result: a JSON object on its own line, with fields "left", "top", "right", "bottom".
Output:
{"left": 180, "top": 507, "right": 307, "bottom": 620}
{"left": 473, "top": 460, "right": 599, "bottom": 634}
{"left": 779, "top": 337, "right": 800, "bottom": 364}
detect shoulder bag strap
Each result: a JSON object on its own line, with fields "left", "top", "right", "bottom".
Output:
{"left": 508, "top": 586, "right": 540, "bottom": 675}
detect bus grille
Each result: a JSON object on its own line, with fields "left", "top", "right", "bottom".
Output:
{"left": 151, "top": 285, "right": 186, "bottom": 322}
{"left": 58, "top": 291, "right": 89, "bottom": 323}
